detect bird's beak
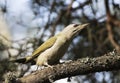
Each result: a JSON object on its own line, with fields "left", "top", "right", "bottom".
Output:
{"left": 82, "top": 23, "right": 89, "bottom": 27}
{"left": 78, "top": 23, "right": 89, "bottom": 30}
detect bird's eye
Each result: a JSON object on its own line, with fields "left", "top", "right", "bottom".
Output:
{"left": 73, "top": 24, "right": 79, "bottom": 27}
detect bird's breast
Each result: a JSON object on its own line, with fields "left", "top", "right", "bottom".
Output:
{"left": 47, "top": 36, "right": 71, "bottom": 63}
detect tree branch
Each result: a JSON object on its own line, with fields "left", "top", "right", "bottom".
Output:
{"left": 15, "top": 50, "right": 120, "bottom": 83}
{"left": 105, "top": 0, "right": 120, "bottom": 51}
{"left": 105, "top": 0, "right": 120, "bottom": 28}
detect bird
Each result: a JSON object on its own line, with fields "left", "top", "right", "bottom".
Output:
{"left": 10, "top": 23, "right": 89, "bottom": 67}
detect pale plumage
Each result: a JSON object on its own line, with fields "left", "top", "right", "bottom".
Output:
{"left": 10, "top": 23, "right": 88, "bottom": 67}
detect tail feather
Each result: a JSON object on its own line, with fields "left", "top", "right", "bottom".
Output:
{"left": 10, "top": 58, "right": 27, "bottom": 63}
{"left": 9, "top": 57, "right": 36, "bottom": 65}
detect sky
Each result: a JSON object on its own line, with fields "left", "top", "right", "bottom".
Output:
{"left": 0, "top": 0, "right": 110, "bottom": 40}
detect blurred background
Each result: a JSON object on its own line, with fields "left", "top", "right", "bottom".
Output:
{"left": 0, "top": 0, "right": 120, "bottom": 83}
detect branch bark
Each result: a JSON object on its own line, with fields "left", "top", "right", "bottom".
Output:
{"left": 14, "top": 50, "right": 120, "bottom": 83}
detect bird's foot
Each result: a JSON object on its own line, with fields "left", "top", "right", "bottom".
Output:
{"left": 44, "top": 62, "right": 53, "bottom": 68}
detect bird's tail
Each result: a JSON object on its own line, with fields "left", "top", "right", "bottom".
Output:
{"left": 9, "top": 57, "right": 27, "bottom": 63}
{"left": 9, "top": 56, "right": 36, "bottom": 65}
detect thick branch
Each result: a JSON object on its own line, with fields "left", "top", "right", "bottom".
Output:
{"left": 15, "top": 50, "right": 120, "bottom": 83}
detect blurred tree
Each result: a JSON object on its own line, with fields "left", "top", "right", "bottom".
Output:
{"left": 0, "top": 0, "right": 120, "bottom": 83}
{"left": 0, "top": 7, "right": 16, "bottom": 81}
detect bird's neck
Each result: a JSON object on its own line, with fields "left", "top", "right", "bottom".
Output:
{"left": 57, "top": 32, "right": 74, "bottom": 41}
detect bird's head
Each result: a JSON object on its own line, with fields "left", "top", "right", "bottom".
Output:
{"left": 61, "top": 23, "right": 89, "bottom": 39}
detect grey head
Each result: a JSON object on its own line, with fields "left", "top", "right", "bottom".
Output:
{"left": 61, "top": 23, "right": 89, "bottom": 39}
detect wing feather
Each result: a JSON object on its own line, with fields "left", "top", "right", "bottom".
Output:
{"left": 30, "top": 36, "right": 57, "bottom": 59}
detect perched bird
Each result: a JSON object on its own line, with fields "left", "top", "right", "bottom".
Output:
{"left": 10, "top": 23, "right": 88, "bottom": 67}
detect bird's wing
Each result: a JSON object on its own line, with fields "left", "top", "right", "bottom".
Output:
{"left": 27, "top": 36, "right": 57, "bottom": 61}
